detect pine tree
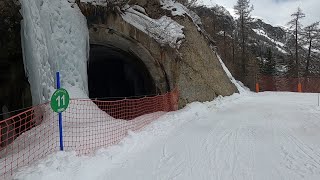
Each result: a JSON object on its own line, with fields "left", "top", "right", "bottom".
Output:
{"left": 260, "top": 48, "right": 276, "bottom": 75}
{"left": 266, "top": 48, "right": 276, "bottom": 75}
{"left": 234, "top": 0, "right": 254, "bottom": 75}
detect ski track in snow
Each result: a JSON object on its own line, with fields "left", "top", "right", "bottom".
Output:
{"left": 14, "top": 92, "right": 320, "bottom": 180}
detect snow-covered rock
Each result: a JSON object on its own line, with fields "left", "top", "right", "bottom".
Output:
{"left": 121, "top": 6, "right": 185, "bottom": 48}
{"left": 160, "top": 0, "right": 202, "bottom": 28}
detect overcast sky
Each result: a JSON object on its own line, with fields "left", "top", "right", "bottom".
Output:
{"left": 199, "top": 0, "right": 320, "bottom": 27}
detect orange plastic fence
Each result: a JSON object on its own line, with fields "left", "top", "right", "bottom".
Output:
{"left": 257, "top": 76, "right": 320, "bottom": 93}
{"left": 0, "top": 89, "right": 178, "bottom": 179}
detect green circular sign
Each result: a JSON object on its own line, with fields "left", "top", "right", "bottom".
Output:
{"left": 51, "top": 88, "right": 70, "bottom": 113}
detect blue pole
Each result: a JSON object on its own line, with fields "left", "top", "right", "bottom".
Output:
{"left": 58, "top": 112, "right": 63, "bottom": 151}
{"left": 56, "top": 72, "right": 64, "bottom": 151}
{"left": 56, "top": 72, "right": 61, "bottom": 89}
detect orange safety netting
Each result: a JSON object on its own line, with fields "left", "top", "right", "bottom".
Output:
{"left": 0, "top": 89, "right": 178, "bottom": 179}
{"left": 257, "top": 76, "right": 320, "bottom": 93}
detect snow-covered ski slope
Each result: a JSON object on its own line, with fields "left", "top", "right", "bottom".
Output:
{"left": 14, "top": 92, "right": 320, "bottom": 180}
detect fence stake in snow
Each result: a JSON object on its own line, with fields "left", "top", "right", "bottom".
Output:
{"left": 255, "top": 74, "right": 259, "bottom": 93}
{"left": 297, "top": 82, "right": 302, "bottom": 93}
{"left": 255, "top": 83, "right": 260, "bottom": 93}
{"left": 50, "top": 72, "right": 70, "bottom": 151}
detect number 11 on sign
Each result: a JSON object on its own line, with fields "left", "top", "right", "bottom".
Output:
{"left": 56, "top": 95, "right": 66, "bottom": 108}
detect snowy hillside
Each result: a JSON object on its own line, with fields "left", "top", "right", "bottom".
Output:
{"left": 251, "top": 19, "right": 287, "bottom": 54}
{"left": 252, "top": 28, "right": 286, "bottom": 54}
{"left": 252, "top": 19, "right": 288, "bottom": 54}
{"left": 192, "top": 4, "right": 291, "bottom": 75}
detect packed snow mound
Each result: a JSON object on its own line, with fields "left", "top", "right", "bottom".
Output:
{"left": 20, "top": 0, "right": 90, "bottom": 105}
{"left": 122, "top": 6, "right": 185, "bottom": 48}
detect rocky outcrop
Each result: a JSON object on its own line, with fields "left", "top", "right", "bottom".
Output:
{"left": 78, "top": 0, "right": 237, "bottom": 107}
{"left": 173, "top": 16, "right": 238, "bottom": 105}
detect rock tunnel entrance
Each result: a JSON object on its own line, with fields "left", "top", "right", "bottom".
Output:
{"left": 88, "top": 44, "right": 157, "bottom": 99}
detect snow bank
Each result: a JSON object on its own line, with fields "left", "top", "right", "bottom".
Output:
{"left": 209, "top": 43, "right": 249, "bottom": 94}
{"left": 121, "top": 6, "right": 185, "bottom": 48}
{"left": 20, "top": 0, "right": 90, "bottom": 105}
{"left": 216, "top": 54, "right": 249, "bottom": 94}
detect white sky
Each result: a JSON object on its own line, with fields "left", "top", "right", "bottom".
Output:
{"left": 198, "top": 0, "right": 320, "bottom": 27}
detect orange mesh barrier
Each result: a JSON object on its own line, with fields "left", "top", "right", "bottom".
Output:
{"left": 257, "top": 76, "right": 320, "bottom": 93}
{"left": 0, "top": 89, "right": 178, "bottom": 179}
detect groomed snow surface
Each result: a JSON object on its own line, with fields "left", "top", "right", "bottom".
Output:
{"left": 14, "top": 92, "right": 320, "bottom": 180}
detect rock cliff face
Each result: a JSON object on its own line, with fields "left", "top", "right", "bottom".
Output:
{"left": 79, "top": 0, "right": 238, "bottom": 107}
{"left": 174, "top": 16, "right": 238, "bottom": 105}
{"left": 0, "top": 0, "right": 32, "bottom": 119}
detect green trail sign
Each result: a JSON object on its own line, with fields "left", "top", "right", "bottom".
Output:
{"left": 51, "top": 88, "right": 70, "bottom": 113}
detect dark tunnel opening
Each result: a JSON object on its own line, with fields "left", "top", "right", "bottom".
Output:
{"left": 88, "top": 44, "right": 157, "bottom": 99}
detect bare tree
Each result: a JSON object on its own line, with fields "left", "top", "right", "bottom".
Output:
{"left": 234, "top": 0, "right": 254, "bottom": 75}
{"left": 287, "top": 7, "right": 305, "bottom": 73}
{"left": 303, "top": 22, "right": 319, "bottom": 74}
